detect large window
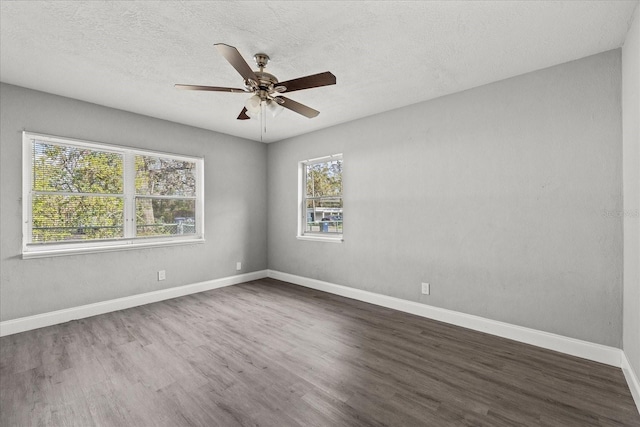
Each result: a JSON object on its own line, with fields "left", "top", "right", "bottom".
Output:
{"left": 298, "top": 154, "right": 343, "bottom": 241}
{"left": 22, "top": 132, "right": 204, "bottom": 258}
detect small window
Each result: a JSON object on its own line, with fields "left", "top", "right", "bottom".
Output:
{"left": 298, "top": 154, "right": 343, "bottom": 242}
{"left": 22, "top": 132, "right": 204, "bottom": 258}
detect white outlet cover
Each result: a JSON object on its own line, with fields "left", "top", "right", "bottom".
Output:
{"left": 158, "top": 270, "right": 166, "bottom": 281}
{"left": 236, "top": 262, "right": 242, "bottom": 271}
{"left": 421, "top": 282, "right": 430, "bottom": 295}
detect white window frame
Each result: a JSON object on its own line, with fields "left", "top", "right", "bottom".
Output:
{"left": 297, "top": 153, "right": 343, "bottom": 243}
{"left": 22, "top": 131, "right": 205, "bottom": 258}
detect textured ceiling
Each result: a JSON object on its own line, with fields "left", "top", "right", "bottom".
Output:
{"left": 1, "top": 1, "right": 637, "bottom": 143}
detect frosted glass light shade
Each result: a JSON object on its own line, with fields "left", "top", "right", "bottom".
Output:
{"left": 267, "top": 100, "right": 284, "bottom": 117}
{"left": 245, "top": 95, "right": 262, "bottom": 114}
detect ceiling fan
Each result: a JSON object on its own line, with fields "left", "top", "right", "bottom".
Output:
{"left": 176, "top": 43, "right": 336, "bottom": 120}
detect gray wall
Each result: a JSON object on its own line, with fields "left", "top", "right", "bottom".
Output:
{"left": 623, "top": 5, "right": 640, "bottom": 376}
{"left": 268, "top": 50, "right": 623, "bottom": 347}
{"left": 0, "top": 83, "right": 268, "bottom": 321}
{"left": 1, "top": 47, "right": 628, "bottom": 352}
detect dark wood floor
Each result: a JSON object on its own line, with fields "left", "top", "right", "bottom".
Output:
{"left": 1, "top": 278, "right": 638, "bottom": 426}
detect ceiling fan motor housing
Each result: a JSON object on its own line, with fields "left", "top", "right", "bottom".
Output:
{"left": 254, "top": 71, "right": 278, "bottom": 86}
{"left": 248, "top": 71, "right": 280, "bottom": 101}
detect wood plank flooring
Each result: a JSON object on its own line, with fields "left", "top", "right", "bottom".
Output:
{"left": 1, "top": 278, "right": 638, "bottom": 426}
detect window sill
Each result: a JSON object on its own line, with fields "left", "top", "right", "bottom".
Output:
{"left": 22, "top": 237, "right": 205, "bottom": 259}
{"left": 296, "top": 234, "right": 343, "bottom": 243}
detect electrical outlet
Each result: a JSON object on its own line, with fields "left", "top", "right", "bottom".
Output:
{"left": 158, "top": 270, "right": 166, "bottom": 281}
{"left": 236, "top": 262, "right": 242, "bottom": 271}
{"left": 421, "top": 282, "right": 430, "bottom": 295}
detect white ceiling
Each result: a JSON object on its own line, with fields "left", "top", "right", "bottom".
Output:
{"left": 1, "top": 1, "right": 637, "bottom": 143}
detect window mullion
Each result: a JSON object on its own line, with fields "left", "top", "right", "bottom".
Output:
{"left": 123, "top": 152, "right": 136, "bottom": 238}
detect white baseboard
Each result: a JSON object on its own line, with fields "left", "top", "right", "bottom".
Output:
{"left": 622, "top": 352, "right": 640, "bottom": 413}
{"left": 0, "top": 270, "right": 268, "bottom": 337}
{"left": 2, "top": 268, "right": 625, "bottom": 368}
{"left": 2, "top": 268, "right": 637, "bottom": 413}
{"left": 267, "top": 270, "right": 623, "bottom": 368}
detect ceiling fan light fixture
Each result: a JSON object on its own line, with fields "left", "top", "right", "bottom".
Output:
{"left": 245, "top": 94, "right": 262, "bottom": 114}
{"left": 267, "top": 99, "right": 284, "bottom": 117}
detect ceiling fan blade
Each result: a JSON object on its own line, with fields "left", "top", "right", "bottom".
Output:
{"left": 278, "top": 72, "right": 336, "bottom": 93}
{"left": 237, "top": 107, "right": 250, "bottom": 120}
{"left": 214, "top": 43, "right": 258, "bottom": 84}
{"left": 279, "top": 96, "right": 320, "bottom": 118}
{"left": 175, "top": 84, "right": 246, "bottom": 93}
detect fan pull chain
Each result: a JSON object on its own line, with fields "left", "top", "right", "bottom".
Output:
{"left": 260, "top": 102, "right": 264, "bottom": 142}
{"left": 262, "top": 101, "right": 267, "bottom": 140}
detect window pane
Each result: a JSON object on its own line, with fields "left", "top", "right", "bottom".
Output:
{"left": 135, "top": 155, "right": 196, "bottom": 197}
{"left": 32, "top": 194, "right": 124, "bottom": 243}
{"left": 33, "top": 141, "right": 123, "bottom": 193}
{"left": 305, "top": 198, "right": 343, "bottom": 233}
{"left": 136, "top": 198, "right": 196, "bottom": 237}
{"left": 306, "top": 159, "right": 342, "bottom": 198}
